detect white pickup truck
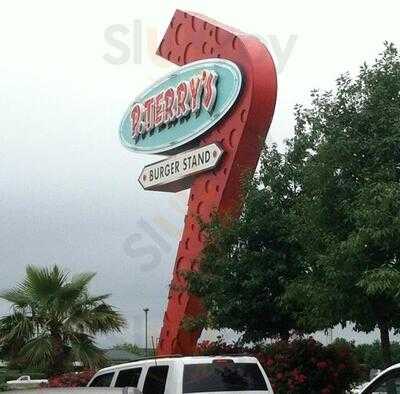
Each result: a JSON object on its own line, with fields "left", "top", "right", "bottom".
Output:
{"left": 355, "top": 363, "right": 400, "bottom": 393}
{"left": 6, "top": 375, "right": 48, "bottom": 389}
{"left": 88, "top": 355, "right": 273, "bottom": 394}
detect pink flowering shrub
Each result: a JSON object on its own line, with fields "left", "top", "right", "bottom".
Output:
{"left": 44, "top": 370, "right": 95, "bottom": 387}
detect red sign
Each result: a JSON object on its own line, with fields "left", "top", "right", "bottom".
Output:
{"left": 152, "top": 10, "right": 278, "bottom": 356}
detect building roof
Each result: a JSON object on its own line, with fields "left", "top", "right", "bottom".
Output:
{"left": 103, "top": 349, "right": 139, "bottom": 362}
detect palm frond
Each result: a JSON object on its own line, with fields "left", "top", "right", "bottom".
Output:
{"left": 24, "top": 265, "right": 69, "bottom": 303}
{"left": 0, "top": 286, "right": 31, "bottom": 308}
{"left": 1, "top": 264, "right": 126, "bottom": 373}
{"left": 69, "top": 333, "right": 106, "bottom": 369}
{"left": 57, "top": 272, "right": 96, "bottom": 306}
{"left": 0, "top": 312, "right": 35, "bottom": 344}
{"left": 83, "top": 293, "right": 112, "bottom": 305}
{"left": 20, "top": 335, "right": 54, "bottom": 369}
{"left": 79, "top": 303, "right": 126, "bottom": 335}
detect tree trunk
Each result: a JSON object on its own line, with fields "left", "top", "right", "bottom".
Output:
{"left": 48, "top": 333, "right": 66, "bottom": 376}
{"left": 378, "top": 321, "right": 392, "bottom": 368}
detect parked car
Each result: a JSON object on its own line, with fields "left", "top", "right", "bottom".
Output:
{"left": 88, "top": 355, "right": 273, "bottom": 394}
{"left": 358, "top": 363, "right": 400, "bottom": 393}
{"left": 6, "top": 375, "right": 48, "bottom": 389}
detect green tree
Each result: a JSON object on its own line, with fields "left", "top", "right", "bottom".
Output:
{"left": 0, "top": 265, "right": 126, "bottom": 375}
{"left": 113, "top": 342, "right": 145, "bottom": 356}
{"left": 284, "top": 43, "right": 400, "bottom": 367}
{"left": 354, "top": 341, "right": 400, "bottom": 370}
{"left": 186, "top": 144, "right": 308, "bottom": 342}
{"left": 188, "top": 43, "right": 400, "bottom": 366}
{"left": 112, "top": 342, "right": 155, "bottom": 357}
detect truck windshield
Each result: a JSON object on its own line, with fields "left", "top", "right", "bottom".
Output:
{"left": 183, "top": 362, "right": 268, "bottom": 393}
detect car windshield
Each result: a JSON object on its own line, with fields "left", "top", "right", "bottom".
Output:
{"left": 183, "top": 361, "right": 268, "bottom": 393}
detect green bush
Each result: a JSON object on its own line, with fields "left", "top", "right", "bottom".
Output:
{"left": 354, "top": 341, "right": 400, "bottom": 370}
{"left": 0, "top": 370, "right": 8, "bottom": 392}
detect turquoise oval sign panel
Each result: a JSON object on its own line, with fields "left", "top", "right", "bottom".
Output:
{"left": 119, "top": 58, "right": 242, "bottom": 154}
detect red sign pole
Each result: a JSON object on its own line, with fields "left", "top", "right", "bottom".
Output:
{"left": 156, "top": 10, "right": 277, "bottom": 355}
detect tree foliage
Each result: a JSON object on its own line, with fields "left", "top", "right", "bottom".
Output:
{"left": 188, "top": 43, "right": 400, "bottom": 364}
{"left": 0, "top": 265, "right": 126, "bottom": 375}
{"left": 112, "top": 342, "right": 155, "bottom": 356}
{"left": 186, "top": 144, "right": 306, "bottom": 341}
{"left": 284, "top": 42, "right": 400, "bottom": 366}
{"left": 112, "top": 342, "right": 143, "bottom": 355}
{"left": 354, "top": 340, "right": 400, "bottom": 371}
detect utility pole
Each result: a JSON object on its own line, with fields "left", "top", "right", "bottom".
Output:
{"left": 143, "top": 308, "right": 149, "bottom": 357}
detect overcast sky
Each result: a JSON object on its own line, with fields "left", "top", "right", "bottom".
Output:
{"left": 1, "top": 0, "right": 400, "bottom": 348}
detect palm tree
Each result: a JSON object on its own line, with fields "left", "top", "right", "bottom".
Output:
{"left": 0, "top": 265, "right": 126, "bottom": 375}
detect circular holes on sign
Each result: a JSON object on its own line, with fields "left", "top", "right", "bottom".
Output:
{"left": 176, "top": 256, "right": 184, "bottom": 271}
{"left": 191, "top": 260, "right": 199, "bottom": 271}
{"left": 197, "top": 201, "right": 204, "bottom": 215}
{"left": 205, "top": 179, "right": 210, "bottom": 193}
{"left": 175, "top": 268, "right": 183, "bottom": 281}
{"left": 241, "top": 109, "right": 248, "bottom": 123}
{"left": 232, "top": 36, "right": 238, "bottom": 50}
{"left": 216, "top": 184, "right": 220, "bottom": 193}
{"left": 215, "top": 27, "right": 221, "bottom": 45}
{"left": 183, "top": 42, "right": 193, "bottom": 64}
{"left": 175, "top": 23, "right": 183, "bottom": 45}
{"left": 229, "top": 129, "right": 237, "bottom": 148}
{"left": 158, "top": 39, "right": 165, "bottom": 56}
{"left": 191, "top": 16, "right": 197, "bottom": 32}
